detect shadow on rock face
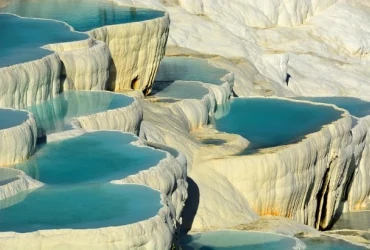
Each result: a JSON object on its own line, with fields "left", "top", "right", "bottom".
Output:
{"left": 180, "top": 177, "right": 200, "bottom": 236}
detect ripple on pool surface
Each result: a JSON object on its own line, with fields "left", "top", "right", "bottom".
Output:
{"left": 214, "top": 98, "right": 343, "bottom": 150}
{"left": 180, "top": 231, "right": 301, "bottom": 250}
{"left": 0, "top": 13, "right": 87, "bottom": 67}
{"left": 0, "top": 108, "right": 28, "bottom": 129}
{"left": 294, "top": 97, "right": 370, "bottom": 118}
{"left": 1, "top": 0, "right": 164, "bottom": 32}
{"left": 27, "top": 91, "right": 133, "bottom": 135}
{"left": 0, "top": 183, "right": 161, "bottom": 232}
{"left": 13, "top": 131, "right": 166, "bottom": 185}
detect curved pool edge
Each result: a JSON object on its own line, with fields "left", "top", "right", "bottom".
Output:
{"left": 71, "top": 93, "right": 143, "bottom": 135}
{"left": 194, "top": 97, "right": 354, "bottom": 230}
{"left": 0, "top": 132, "right": 187, "bottom": 250}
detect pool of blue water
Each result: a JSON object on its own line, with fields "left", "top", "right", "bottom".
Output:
{"left": 300, "top": 236, "right": 366, "bottom": 249}
{"left": 1, "top": 131, "right": 164, "bottom": 232}
{"left": 154, "top": 57, "right": 228, "bottom": 86}
{"left": 13, "top": 131, "right": 165, "bottom": 185}
{"left": 27, "top": 91, "right": 133, "bottom": 136}
{"left": 214, "top": 98, "right": 343, "bottom": 150}
{"left": 294, "top": 97, "right": 370, "bottom": 118}
{"left": 1, "top": 0, "right": 164, "bottom": 32}
{"left": 0, "top": 183, "right": 161, "bottom": 232}
{"left": 180, "top": 231, "right": 300, "bottom": 250}
{"left": 0, "top": 109, "right": 28, "bottom": 129}
{"left": 152, "top": 81, "right": 209, "bottom": 100}
{"left": 0, "top": 13, "right": 87, "bottom": 67}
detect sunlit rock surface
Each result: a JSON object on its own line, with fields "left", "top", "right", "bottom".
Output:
{"left": 0, "top": 109, "right": 37, "bottom": 166}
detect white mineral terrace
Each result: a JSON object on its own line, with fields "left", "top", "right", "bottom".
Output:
{"left": 1, "top": 0, "right": 370, "bottom": 249}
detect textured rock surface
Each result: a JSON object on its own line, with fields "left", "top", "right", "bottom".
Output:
{"left": 88, "top": 14, "right": 170, "bottom": 94}
{"left": 0, "top": 109, "right": 37, "bottom": 166}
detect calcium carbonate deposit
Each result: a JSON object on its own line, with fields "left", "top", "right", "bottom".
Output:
{"left": 1, "top": 0, "right": 370, "bottom": 249}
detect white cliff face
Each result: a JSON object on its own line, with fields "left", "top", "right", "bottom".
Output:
{"left": 46, "top": 39, "right": 110, "bottom": 91}
{"left": 0, "top": 54, "right": 61, "bottom": 109}
{"left": 0, "top": 110, "right": 37, "bottom": 166}
{"left": 88, "top": 14, "right": 170, "bottom": 94}
{"left": 347, "top": 116, "right": 370, "bottom": 211}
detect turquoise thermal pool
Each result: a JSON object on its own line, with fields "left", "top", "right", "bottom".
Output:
{"left": 26, "top": 91, "right": 133, "bottom": 135}
{"left": 300, "top": 237, "right": 367, "bottom": 250}
{"left": 0, "top": 131, "right": 164, "bottom": 232}
{"left": 0, "top": 13, "right": 87, "bottom": 67}
{"left": 180, "top": 231, "right": 300, "bottom": 250}
{"left": 13, "top": 131, "right": 166, "bottom": 185}
{"left": 152, "top": 56, "right": 228, "bottom": 99}
{"left": 154, "top": 57, "right": 228, "bottom": 86}
{"left": 214, "top": 98, "right": 343, "bottom": 150}
{"left": 0, "top": 184, "right": 161, "bottom": 232}
{"left": 1, "top": 0, "right": 164, "bottom": 32}
{"left": 294, "top": 97, "right": 370, "bottom": 118}
{"left": 152, "top": 81, "right": 209, "bottom": 100}
{"left": 0, "top": 108, "right": 28, "bottom": 129}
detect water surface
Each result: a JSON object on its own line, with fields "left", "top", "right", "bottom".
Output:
{"left": 155, "top": 57, "right": 228, "bottom": 86}
{"left": 294, "top": 97, "right": 370, "bottom": 118}
{"left": 181, "top": 231, "right": 301, "bottom": 250}
{"left": 1, "top": 0, "right": 164, "bottom": 32}
{"left": 0, "top": 13, "right": 87, "bottom": 67}
{"left": 13, "top": 131, "right": 165, "bottom": 185}
{"left": 0, "top": 109, "right": 28, "bottom": 129}
{"left": 0, "top": 184, "right": 161, "bottom": 232}
{"left": 214, "top": 98, "right": 342, "bottom": 150}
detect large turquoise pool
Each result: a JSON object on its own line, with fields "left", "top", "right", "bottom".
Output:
{"left": 0, "top": 131, "right": 164, "bottom": 233}
{"left": 0, "top": 184, "right": 160, "bottom": 232}
{"left": 1, "top": 0, "right": 164, "bottom": 32}
{"left": 294, "top": 97, "right": 370, "bottom": 118}
{"left": 180, "top": 231, "right": 301, "bottom": 250}
{"left": 27, "top": 91, "right": 133, "bottom": 136}
{"left": 13, "top": 131, "right": 165, "bottom": 185}
{"left": 214, "top": 98, "right": 343, "bottom": 150}
{"left": 0, "top": 108, "right": 28, "bottom": 129}
{"left": 0, "top": 13, "right": 87, "bottom": 67}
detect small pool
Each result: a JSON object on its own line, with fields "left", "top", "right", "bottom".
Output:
{"left": 0, "top": 13, "right": 87, "bottom": 67}
{"left": 180, "top": 231, "right": 302, "bottom": 250}
{"left": 0, "top": 109, "right": 28, "bottom": 129}
{"left": 331, "top": 211, "right": 370, "bottom": 231}
{"left": 300, "top": 236, "right": 366, "bottom": 249}
{"left": 13, "top": 131, "right": 165, "bottom": 185}
{"left": 294, "top": 97, "right": 370, "bottom": 118}
{"left": 154, "top": 57, "right": 228, "bottom": 86}
{"left": 1, "top": 0, "right": 164, "bottom": 32}
{"left": 152, "top": 81, "right": 209, "bottom": 100}
{"left": 27, "top": 91, "right": 133, "bottom": 135}
{"left": 214, "top": 98, "right": 343, "bottom": 150}
{"left": 0, "top": 183, "right": 161, "bottom": 232}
